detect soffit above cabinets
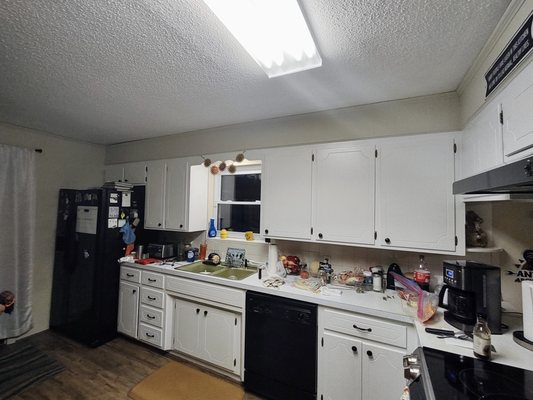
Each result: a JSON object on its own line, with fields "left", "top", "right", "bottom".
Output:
{"left": 0, "top": 0, "right": 510, "bottom": 145}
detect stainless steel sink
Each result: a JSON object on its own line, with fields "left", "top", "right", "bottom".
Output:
{"left": 175, "top": 261, "right": 257, "bottom": 280}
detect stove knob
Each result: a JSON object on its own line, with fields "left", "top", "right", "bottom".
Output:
{"left": 403, "top": 354, "right": 421, "bottom": 381}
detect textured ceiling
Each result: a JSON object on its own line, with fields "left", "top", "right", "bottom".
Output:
{"left": 0, "top": 0, "right": 510, "bottom": 145}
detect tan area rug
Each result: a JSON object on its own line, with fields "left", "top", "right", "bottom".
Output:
{"left": 128, "top": 361, "right": 245, "bottom": 400}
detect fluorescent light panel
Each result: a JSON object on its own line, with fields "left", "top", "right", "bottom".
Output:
{"left": 204, "top": 0, "right": 322, "bottom": 78}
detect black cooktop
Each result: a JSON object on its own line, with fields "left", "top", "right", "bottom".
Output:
{"left": 422, "top": 347, "right": 533, "bottom": 399}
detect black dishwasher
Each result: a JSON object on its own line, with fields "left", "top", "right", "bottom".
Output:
{"left": 244, "top": 291, "right": 317, "bottom": 400}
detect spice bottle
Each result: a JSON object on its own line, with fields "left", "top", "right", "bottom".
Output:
{"left": 473, "top": 313, "right": 492, "bottom": 360}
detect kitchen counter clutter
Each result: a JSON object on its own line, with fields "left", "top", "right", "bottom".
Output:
{"left": 119, "top": 260, "right": 533, "bottom": 393}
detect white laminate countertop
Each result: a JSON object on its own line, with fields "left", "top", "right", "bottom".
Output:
{"left": 121, "top": 260, "right": 533, "bottom": 371}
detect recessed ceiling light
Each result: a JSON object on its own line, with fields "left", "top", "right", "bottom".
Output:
{"left": 203, "top": 0, "right": 322, "bottom": 78}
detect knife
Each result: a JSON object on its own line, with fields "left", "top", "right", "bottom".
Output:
{"left": 425, "top": 328, "right": 456, "bottom": 336}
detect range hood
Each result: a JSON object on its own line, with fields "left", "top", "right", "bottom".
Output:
{"left": 453, "top": 157, "right": 533, "bottom": 195}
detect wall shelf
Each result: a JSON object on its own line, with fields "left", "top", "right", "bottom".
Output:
{"left": 466, "top": 246, "right": 503, "bottom": 253}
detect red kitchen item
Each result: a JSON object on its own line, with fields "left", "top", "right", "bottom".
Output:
{"left": 135, "top": 258, "right": 160, "bottom": 265}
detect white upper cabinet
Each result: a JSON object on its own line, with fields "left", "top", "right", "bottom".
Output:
{"left": 460, "top": 100, "right": 504, "bottom": 179}
{"left": 104, "top": 162, "right": 146, "bottom": 184}
{"left": 261, "top": 146, "right": 313, "bottom": 240}
{"left": 313, "top": 143, "right": 376, "bottom": 245}
{"left": 376, "top": 133, "right": 457, "bottom": 252}
{"left": 502, "top": 60, "right": 533, "bottom": 161}
{"left": 145, "top": 158, "right": 208, "bottom": 231}
{"left": 145, "top": 160, "right": 166, "bottom": 229}
{"left": 165, "top": 159, "right": 208, "bottom": 232}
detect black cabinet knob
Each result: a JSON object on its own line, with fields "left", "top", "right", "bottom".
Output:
{"left": 264, "top": 229, "right": 269, "bottom": 234}
{"left": 158, "top": 223, "right": 162, "bottom": 227}
{"left": 196, "top": 308, "right": 200, "bottom": 314}
{"left": 179, "top": 224, "right": 183, "bottom": 228}
{"left": 318, "top": 233, "right": 323, "bottom": 239}
{"left": 385, "top": 238, "right": 391, "bottom": 244}
{"left": 351, "top": 346, "right": 358, "bottom": 353}
{"left": 124, "top": 179, "right": 128, "bottom": 182}
{"left": 204, "top": 310, "right": 208, "bottom": 317}
{"left": 367, "top": 350, "right": 373, "bottom": 358}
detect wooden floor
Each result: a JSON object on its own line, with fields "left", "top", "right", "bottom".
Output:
{"left": 10, "top": 330, "right": 262, "bottom": 400}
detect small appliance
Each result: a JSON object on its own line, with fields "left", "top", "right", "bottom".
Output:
{"left": 438, "top": 261, "right": 502, "bottom": 334}
{"left": 513, "top": 280, "right": 533, "bottom": 350}
{"left": 146, "top": 243, "right": 176, "bottom": 259}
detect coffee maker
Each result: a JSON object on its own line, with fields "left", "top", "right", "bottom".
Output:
{"left": 438, "top": 261, "right": 502, "bottom": 334}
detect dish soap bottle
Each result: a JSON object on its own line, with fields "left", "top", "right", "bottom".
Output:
{"left": 414, "top": 255, "right": 430, "bottom": 291}
{"left": 473, "top": 313, "right": 492, "bottom": 360}
{"left": 208, "top": 218, "right": 217, "bottom": 238}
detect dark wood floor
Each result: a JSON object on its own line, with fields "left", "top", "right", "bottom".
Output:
{"left": 10, "top": 330, "right": 261, "bottom": 400}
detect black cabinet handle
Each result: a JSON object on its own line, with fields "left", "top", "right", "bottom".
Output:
{"left": 367, "top": 350, "right": 373, "bottom": 358}
{"left": 132, "top": 289, "right": 137, "bottom": 294}
{"left": 179, "top": 224, "right": 183, "bottom": 228}
{"left": 126, "top": 273, "right": 134, "bottom": 277}
{"left": 148, "top": 278, "right": 156, "bottom": 282}
{"left": 147, "top": 314, "right": 155, "bottom": 319}
{"left": 196, "top": 308, "right": 200, "bottom": 314}
{"left": 158, "top": 223, "right": 162, "bottom": 227}
{"left": 146, "top": 333, "right": 155, "bottom": 338}
{"left": 264, "top": 229, "right": 269, "bottom": 234}
{"left": 204, "top": 310, "right": 208, "bottom": 317}
{"left": 353, "top": 324, "right": 372, "bottom": 332}
{"left": 385, "top": 238, "right": 391, "bottom": 244}
{"left": 147, "top": 296, "right": 156, "bottom": 301}
{"left": 318, "top": 233, "right": 323, "bottom": 239}
{"left": 351, "top": 346, "right": 358, "bottom": 353}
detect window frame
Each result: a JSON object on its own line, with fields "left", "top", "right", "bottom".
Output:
{"left": 213, "top": 162, "right": 262, "bottom": 239}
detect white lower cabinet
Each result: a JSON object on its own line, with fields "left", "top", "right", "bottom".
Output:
{"left": 173, "top": 297, "right": 241, "bottom": 375}
{"left": 117, "top": 281, "right": 139, "bottom": 338}
{"left": 318, "top": 307, "right": 410, "bottom": 400}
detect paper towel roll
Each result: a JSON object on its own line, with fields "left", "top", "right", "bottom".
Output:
{"left": 267, "top": 244, "right": 279, "bottom": 276}
{"left": 522, "top": 280, "right": 533, "bottom": 342}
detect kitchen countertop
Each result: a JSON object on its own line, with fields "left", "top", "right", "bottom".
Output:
{"left": 122, "top": 260, "right": 533, "bottom": 371}
{"left": 122, "top": 260, "right": 412, "bottom": 324}
{"left": 416, "top": 310, "right": 532, "bottom": 371}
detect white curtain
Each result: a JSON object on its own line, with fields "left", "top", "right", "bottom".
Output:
{"left": 0, "top": 144, "right": 35, "bottom": 338}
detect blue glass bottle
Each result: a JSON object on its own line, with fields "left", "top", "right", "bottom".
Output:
{"left": 208, "top": 218, "right": 217, "bottom": 237}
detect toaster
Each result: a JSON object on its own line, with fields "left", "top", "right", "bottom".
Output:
{"left": 146, "top": 243, "right": 176, "bottom": 259}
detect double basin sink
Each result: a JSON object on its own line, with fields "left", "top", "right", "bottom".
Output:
{"left": 175, "top": 261, "right": 257, "bottom": 281}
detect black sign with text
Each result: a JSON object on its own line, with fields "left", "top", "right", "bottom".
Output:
{"left": 485, "top": 11, "right": 533, "bottom": 97}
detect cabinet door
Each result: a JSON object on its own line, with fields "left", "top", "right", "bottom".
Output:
{"left": 203, "top": 306, "right": 241, "bottom": 374}
{"left": 117, "top": 281, "right": 139, "bottom": 338}
{"left": 145, "top": 160, "right": 166, "bottom": 229}
{"left": 165, "top": 158, "right": 187, "bottom": 231}
{"left": 502, "top": 60, "right": 533, "bottom": 160}
{"left": 318, "top": 331, "right": 362, "bottom": 400}
{"left": 173, "top": 298, "right": 202, "bottom": 358}
{"left": 314, "top": 144, "right": 375, "bottom": 245}
{"left": 261, "top": 147, "right": 313, "bottom": 239}
{"left": 361, "top": 342, "right": 405, "bottom": 400}
{"left": 376, "top": 134, "right": 456, "bottom": 252}
{"left": 104, "top": 165, "right": 124, "bottom": 182}
{"left": 461, "top": 101, "right": 503, "bottom": 178}
{"left": 123, "top": 162, "right": 146, "bottom": 184}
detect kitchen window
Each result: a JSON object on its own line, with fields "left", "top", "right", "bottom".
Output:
{"left": 213, "top": 163, "right": 261, "bottom": 236}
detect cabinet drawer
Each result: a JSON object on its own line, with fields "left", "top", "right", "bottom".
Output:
{"left": 139, "top": 305, "right": 163, "bottom": 328}
{"left": 141, "top": 271, "right": 164, "bottom": 289}
{"left": 138, "top": 323, "right": 163, "bottom": 347}
{"left": 120, "top": 267, "right": 141, "bottom": 283}
{"left": 140, "top": 287, "right": 164, "bottom": 309}
{"left": 322, "top": 308, "right": 407, "bottom": 348}
{"left": 166, "top": 276, "right": 244, "bottom": 309}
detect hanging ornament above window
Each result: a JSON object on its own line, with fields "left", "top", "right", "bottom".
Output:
{"left": 203, "top": 152, "right": 246, "bottom": 174}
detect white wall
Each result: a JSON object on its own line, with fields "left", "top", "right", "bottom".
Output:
{"left": 0, "top": 123, "right": 105, "bottom": 336}
{"left": 105, "top": 92, "right": 459, "bottom": 163}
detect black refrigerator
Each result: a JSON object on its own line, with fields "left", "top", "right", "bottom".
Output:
{"left": 50, "top": 187, "right": 144, "bottom": 347}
